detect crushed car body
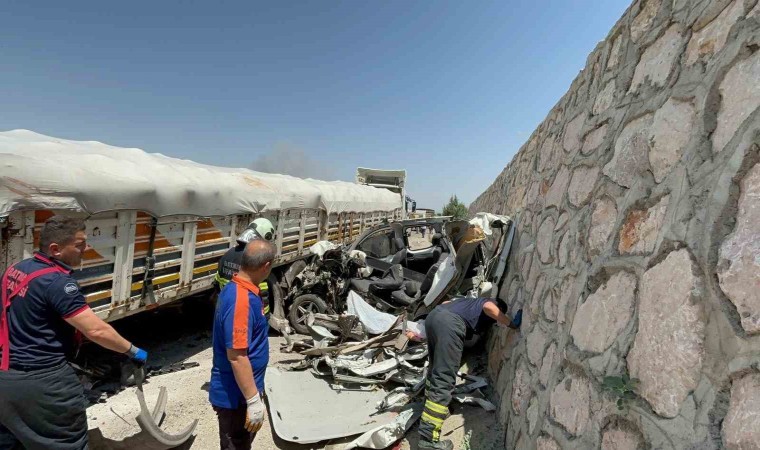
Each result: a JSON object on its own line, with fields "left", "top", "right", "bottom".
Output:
{"left": 278, "top": 213, "right": 514, "bottom": 331}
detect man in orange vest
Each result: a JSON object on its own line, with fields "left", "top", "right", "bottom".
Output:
{"left": 209, "top": 239, "right": 275, "bottom": 450}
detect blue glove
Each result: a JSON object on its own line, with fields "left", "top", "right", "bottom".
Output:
{"left": 509, "top": 310, "right": 523, "bottom": 329}
{"left": 126, "top": 344, "right": 148, "bottom": 366}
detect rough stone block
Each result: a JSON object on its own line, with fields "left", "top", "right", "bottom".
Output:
{"left": 607, "top": 34, "right": 623, "bottom": 69}
{"left": 722, "top": 373, "right": 760, "bottom": 449}
{"left": 545, "top": 166, "right": 571, "bottom": 209}
{"left": 751, "top": 0, "right": 760, "bottom": 17}
{"left": 544, "top": 289, "right": 557, "bottom": 322}
{"left": 534, "top": 275, "right": 548, "bottom": 307}
{"left": 568, "top": 165, "right": 601, "bottom": 207}
{"left": 631, "top": 0, "right": 661, "bottom": 42}
{"left": 557, "top": 232, "right": 570, "bottom": 269}
{"left": 550, "top": 372, "right": 591, "bottom": 435}
{"left": 526, "top": 181, "right": 541, "bottom": 208}
{"left": 718, "top": 163, "right": 760, "bottom": 334}
{"left": 570, "top": 271, "right": 637, "bottom": 353}
{"left": 588, "top": 197, "right": 618, "bottom": 256}
{"left": 627, "top": 249, "right": 706, "bottom": 418}
{"left": 618, "top": 195, "right": 670, "bottom": 254}
{"left": 629, "top": 25, "right": 684, "bottom": 93}
{"left": 563, "top": 114, "right": 586, "bottom": 153}
{"left": 557, "top": 277, "right": 575, "bottom": 325}
{"left": 520, "top": 250, "right": 533, "bottom": 283}
{"left": 602, "top": 427, "right": 645, "bottom": 450}
{"left": 538, "top": 137, "right": 560, "bottom": 173}
{"left": 582, "top": 123, "right": 609, "bottom": 155}
{"left": 527, "top": 397, "right": 539, "bottom": 434}
{"left": 604, "top": 114, "right": 653, "bottom": 188}
{"left": 649, "top": 98, "right": 697, "bottom": 183}
{"left": 527, "top": 254, "right": 542, "bottom": 295}
{"left": 713, "top": 51, "right": 760, "bottom": 153}
{"left": 594, "top": 81, "right": 616, "bottom": 115}
{"left": 512, "top": 361, "right": 532, "bottom": 414}
{"left": 555, "top": 212, "right": 570, "bottom": 231}
{"left": 539, "top": 342, "right": 558, "bottom": 387}
{"left": 527, "top": 326, "right": 549, "bottom": 366}
{"left": 686, "top": 0, "right": 744, "bottom": 65}
{"left": 536, "top": 436, "right": 561, "bottom": 450}
{"left": 537, "top": 216, "right": 556, "bottom": 263}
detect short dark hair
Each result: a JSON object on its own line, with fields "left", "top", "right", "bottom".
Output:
{"left": 241, "top": 240, "right": 276, "bottom": 271}
{"left": 39, "top": 216, "right": 86, "bottom": 251}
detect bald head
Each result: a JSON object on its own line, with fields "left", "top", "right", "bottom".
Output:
{"left": 241, "top": 239, "right": 276, "bottom": 272}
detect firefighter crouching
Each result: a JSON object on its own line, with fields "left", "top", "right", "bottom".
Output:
{"left": 0, "top": 216, "right": 148, "bottom": 449}
{"left": 414, "top": 297, "right": 522, "bottom": 450}
{"left": 214, "top": 218, "right": 275, "bottom": 319}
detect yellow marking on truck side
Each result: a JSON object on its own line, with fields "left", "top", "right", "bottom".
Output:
{"left": 193, "top": 263, "right": 218, "bottom": 274}
{"left": 85, "top": 290, "right": 112, "bottom": 303}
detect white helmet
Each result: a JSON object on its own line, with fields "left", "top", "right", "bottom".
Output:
{"left": 236, "top": 218, "right": 275, "bottom": 245}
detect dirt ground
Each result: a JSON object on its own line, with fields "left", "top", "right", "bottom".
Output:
{"left": 86, "top": 281, "right": 503, "bottom": 449}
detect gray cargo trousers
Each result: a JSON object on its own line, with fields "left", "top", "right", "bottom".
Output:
{"left": 419, "top": 307, "right": 466, "bottom": 443}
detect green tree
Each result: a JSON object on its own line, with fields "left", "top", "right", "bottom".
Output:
{"left": 442, "top": 195, "right": 468, "bottom": 220}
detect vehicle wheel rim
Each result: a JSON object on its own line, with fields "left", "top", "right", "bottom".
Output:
{"left": 296, "top": 301, "right": 317, "bottom": 324}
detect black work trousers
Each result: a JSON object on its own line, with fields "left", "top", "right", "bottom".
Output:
{"left": 213, "top": 405, "right": 256, "bottom": 450}
{"left": 419, "top": 308, "right": 466, "bottom": 442}
{"left": 0, "top": 362, "right": 88, "bottom": 450}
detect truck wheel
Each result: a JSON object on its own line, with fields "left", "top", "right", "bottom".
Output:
{"left": 289, "top": 294, "right": 328, "bottom": 335}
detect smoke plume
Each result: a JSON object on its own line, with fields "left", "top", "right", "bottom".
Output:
{"left": 251, "top": 142, "right": 336, "bottom": 180}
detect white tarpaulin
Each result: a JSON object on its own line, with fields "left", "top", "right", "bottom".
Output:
{"left": 0, "top": 130, "right": 401, "bottom": 218}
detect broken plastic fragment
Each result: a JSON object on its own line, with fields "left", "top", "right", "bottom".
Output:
{"left": 343, "top": 403, "right": 423, "bottom": 450}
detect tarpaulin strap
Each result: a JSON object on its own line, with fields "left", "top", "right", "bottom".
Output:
{"left": 1, "top": 265, "right": 67, "bottom": 370}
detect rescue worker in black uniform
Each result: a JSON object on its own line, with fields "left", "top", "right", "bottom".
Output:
{"left": 0, "top": 216, "right": 148, "bottom": 449}
{"left": 417, "top": 297, "right": 522, "bottom": 450}
{"left": 214, "top": 218, "right": 275, "bottom": 318}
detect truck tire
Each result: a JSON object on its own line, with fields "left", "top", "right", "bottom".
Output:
{"left": 289, "top": 294, "right": 328, "bottom": 335}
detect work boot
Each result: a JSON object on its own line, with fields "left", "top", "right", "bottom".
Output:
{"left": 418, "top": 439, "right": 454, "bottom": 450}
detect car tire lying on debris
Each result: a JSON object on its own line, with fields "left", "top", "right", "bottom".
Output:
{"left": 289, "top": 294, "right": 329, "bottom": 335}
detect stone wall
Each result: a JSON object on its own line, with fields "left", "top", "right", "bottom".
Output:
{"left": 469, "top": 0, "right": 760, "bottom": 448}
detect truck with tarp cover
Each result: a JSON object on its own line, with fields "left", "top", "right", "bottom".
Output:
{"left": 0, "top": 130, "right": 405, "bottom": 326}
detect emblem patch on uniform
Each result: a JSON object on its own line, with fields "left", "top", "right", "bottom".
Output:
{"left": 64, "top": 282, "right": 79, "bottom": 295}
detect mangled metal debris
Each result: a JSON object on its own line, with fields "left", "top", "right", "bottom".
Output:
{"left": 343, "top": 403, "right": 423, "bottom": 450}
{"left": 265, "top": 367, "right": 399, "bottom": 444}
{"left": 270, "top": 287, "right": 499, "bottom": 447}
{"left": 453, "top": 394, "right": 496, "bottom": 412}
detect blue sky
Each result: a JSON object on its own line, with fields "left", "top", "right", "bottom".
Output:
{"left": 0, "top": 1, "right": 629, "bottom": 211}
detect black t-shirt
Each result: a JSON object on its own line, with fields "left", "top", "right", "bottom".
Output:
{"left": 438, "top": 297, "right": 496, "bottom": 336}
{"left": 4, "top": 253, "right": 89, "bottom": 370}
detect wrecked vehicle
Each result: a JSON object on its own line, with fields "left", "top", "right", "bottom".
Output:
{"left": 283, "top": 213, "right": 515, "bottom": 330}
{"left": 268, "top": 295, "right": 497, "bottom": 447}
{"left": 286, "top": 244, "right": 369, "bottom": 334}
